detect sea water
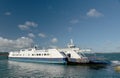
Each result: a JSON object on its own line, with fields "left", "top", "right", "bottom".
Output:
{"left": 0, "top": 53, "right": 120, "bottom": 78}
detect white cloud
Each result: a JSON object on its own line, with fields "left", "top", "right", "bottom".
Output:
{"left": 70, "top": 19, "right": 79, "bottom": 24}
{"left": 15, "top": 37, "right": 33, "bottom": 48}
{"left": 18, "top": 21, "right": 38, "bottom": 30}
{"left": 38, "top": 33, "right": 46, "bottom": 38}
{"left": 86, "top": 9, "right": 103, "bottom": 17}
{"left": 0, "top": 37, "right": 34, "bottom": 52}
{"left": 51, "top": 38, "right": 58, "bottom": 43}
{"left": 5, "top": 12, "right": 11, "bottom": 15}
{"left": 28, "top": 33, "right": 35, "bottom": 38}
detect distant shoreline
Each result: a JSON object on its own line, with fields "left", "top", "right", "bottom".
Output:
{"left": 96, "top": 52, "right": 120, "bottom": 53}
{"left": 0, "top": 52, "right": 8, "bottom": 56}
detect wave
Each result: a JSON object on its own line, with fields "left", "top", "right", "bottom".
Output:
{"left": 111, "top": 60, "right": 120, "bottom": 66}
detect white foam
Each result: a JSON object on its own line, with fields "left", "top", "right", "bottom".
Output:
{"left": 111, "top": 60, "right": 120, "bottom": 65}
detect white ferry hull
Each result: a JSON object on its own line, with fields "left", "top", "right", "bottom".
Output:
{"left": 8, "top": 48, "right": 68, "bottom": 64}
{"left": 9, "top": 57, "right": 67, "bottom": 64}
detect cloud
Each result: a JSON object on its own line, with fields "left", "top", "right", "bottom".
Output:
{"left": 70, "top": 19, "right": 79, "bottom": 24}
{"left": 28, "top": 33, "right": 35, "bottom": 38}
{"left": 5, "top": 12, "right": 11, "bottom": 15}
{"left": 38, "top": 33, "right": 46, "bottom": 38}
{"left": 15, "top": 37, "right": 34, "bottom": 48}
{"left": 18, "top": 21, "right": 38, "bottom": 30}
{"left": 86, "top": 9, "right": 103, "bottom": 17}
{"left": 0, "top": 37, "right": 34, "bottom": 52}
{"left": 51, "top": 38, "right": 58, "bottom": 43}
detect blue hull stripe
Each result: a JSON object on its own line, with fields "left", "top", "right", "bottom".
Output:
{"left": 9, "top": 57, "right": 67, "bottom": 64}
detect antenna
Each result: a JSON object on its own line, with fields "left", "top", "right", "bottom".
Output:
{"left": 67, "top": 39, "right": 75, "bottom": 48}
{"left": 70, "top": 39, "right": 73, "bottom": 45}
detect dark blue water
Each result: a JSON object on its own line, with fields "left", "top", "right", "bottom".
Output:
{"left": 0, "top": 53, "right": 120, "bottom": 78}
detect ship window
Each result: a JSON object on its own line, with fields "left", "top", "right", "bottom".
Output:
{"left": 44, "top": 54, "right": 46, "bottom": 56}
{"left": 21, "top": 50, "right": 25, "bottom": 51}
{"left": 74, "top": 50, "right": 76, "bottom": 52}
{"left": 60, "top": 52, "right": 66, "bottom": 56}
{"left": 28, "top": 49, "right": 32, "bottom": 51}
{"left": 32, "top": 54, "right": 34, "bottom": 56}
{"left": 39, "top": 54, "right": 41, "bottom": 56}
{"left": 37, "top": 54, "right": 39, "bottom": 56}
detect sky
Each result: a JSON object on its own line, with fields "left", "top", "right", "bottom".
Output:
{"left": 0, "top": 0, "right": 120, "bottom": 52}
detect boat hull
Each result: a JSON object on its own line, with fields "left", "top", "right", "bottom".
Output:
{"left": 67, "top": 61, "right": 110, "bottom": 65}
{"left": 9, "top": 57, "right": 67, "bottom": 64}
{"left": 67, "top": 60, "right": 110, "bottom": 65}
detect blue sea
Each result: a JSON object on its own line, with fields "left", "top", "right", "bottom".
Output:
{"left": 0, "top": 53, "right": 120, "bottom": 78}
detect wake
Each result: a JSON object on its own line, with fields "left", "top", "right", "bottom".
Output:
{"left": 111, "top": 60, "right": 120, "bottom": 66}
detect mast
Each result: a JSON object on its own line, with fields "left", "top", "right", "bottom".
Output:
{"left": 67, "top": 39, "right": 76, "bottom": 48}
{"left": 70, "top": 39, "right": 73, "bottom": 45}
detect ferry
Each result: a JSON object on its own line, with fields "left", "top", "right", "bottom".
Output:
{"left": 8, "top": 40, "right": 110, "bottom": 65}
